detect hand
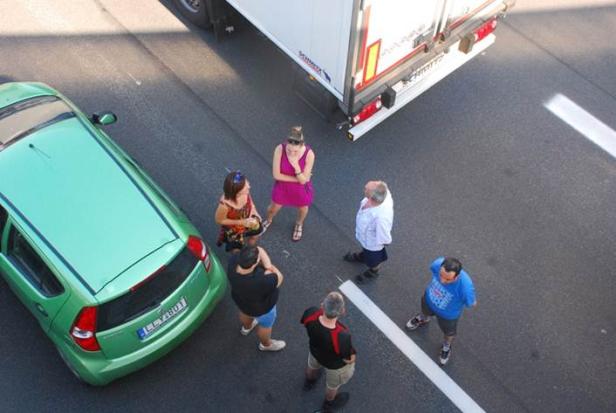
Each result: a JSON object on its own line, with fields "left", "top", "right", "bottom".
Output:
{"left": 288, "top": 157, "right": 300, "bottom": 170}
{"left": 245, "top": 217, "right": 259, "bottom": 229}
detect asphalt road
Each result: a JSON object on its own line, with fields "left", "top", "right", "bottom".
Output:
{"left": 1, "top": 1, "right": 615, "bottom": 412}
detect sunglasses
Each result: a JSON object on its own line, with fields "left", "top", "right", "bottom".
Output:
{"left": 287, "top": 139, "right": 302, "bottom": 145}
{"left": 233, "top": 170, "right": 244, "bottom": 184}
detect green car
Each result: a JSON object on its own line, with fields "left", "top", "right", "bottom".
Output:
{"left": 0, "top": 82, "right": 226, "bottom": 385}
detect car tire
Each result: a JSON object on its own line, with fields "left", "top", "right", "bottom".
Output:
{"left": 172, "top": 0, "right": 213, "bottom": 29}
{"left": 57, "top": 346, "right": 88, "bottom": 385}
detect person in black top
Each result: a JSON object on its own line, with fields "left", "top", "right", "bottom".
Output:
{"left": 301, "top": 292, "right": 356, "bottom": 412}
{"left": 227, "top": 245, "right": 285, "bottom": 352}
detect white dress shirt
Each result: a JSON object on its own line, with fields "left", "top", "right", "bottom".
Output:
{"left": 355, "top": 190, "right": 394, "bottom": 251}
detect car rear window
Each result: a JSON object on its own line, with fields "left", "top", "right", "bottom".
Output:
{"left": 0, "top": 96, "right": 75, "bottom": 150}
{"left": 97, "top": 247, "right": 198, "bottom": 331}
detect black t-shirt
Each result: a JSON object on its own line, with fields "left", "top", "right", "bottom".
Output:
{"left": 301, "top": 307, "right": 356, "bottom": 369}
{"left": 227, "top": 255, "right": 279, "bottom": 317}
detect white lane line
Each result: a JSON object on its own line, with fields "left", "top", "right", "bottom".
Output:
{"left": 545, "top": 94, "right": 616, "bottom": 159}
{"left": 339, "top": 281, "right": 485, "bottom": 413}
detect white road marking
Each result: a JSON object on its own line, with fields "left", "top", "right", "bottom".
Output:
{"left": 545, "top": 94, "right": 616, "bottom": 159}
{"left": 126, "top": 71, "right": 142, "bottom": 86}
{"left": 339, "top": 281, "right": 485, "bottom": 413}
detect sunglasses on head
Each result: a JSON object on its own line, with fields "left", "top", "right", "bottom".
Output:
{"left": 233, "top": 170, "right": 244, "bottom": 184}
{"left": 287, "top": 139, "right": 302, "bottom": 145}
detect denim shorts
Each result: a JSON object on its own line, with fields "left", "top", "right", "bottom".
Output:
{"left": 256, "top": 305, "right": 277, "bottom": 328}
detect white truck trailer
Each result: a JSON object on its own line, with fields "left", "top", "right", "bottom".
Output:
{"left": 173, "top": 0, "right": 515, "bottom": 141}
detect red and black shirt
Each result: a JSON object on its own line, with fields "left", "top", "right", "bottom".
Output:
{"left": 301, "top": 307, "right": 356, "bottom": 369}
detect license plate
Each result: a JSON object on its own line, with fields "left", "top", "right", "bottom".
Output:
{"left": 137, "top": 297, "right": 188, "bottom": 340}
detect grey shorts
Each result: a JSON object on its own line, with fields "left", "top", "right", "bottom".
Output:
{"left": 421, "top": 294, "right": 458, "bottom": 337}
{"left": 307, "top": 352, "right": 355, "bottom": 390}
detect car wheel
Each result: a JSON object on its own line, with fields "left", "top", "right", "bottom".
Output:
{"left": 173, "top": 0, "right": 213, "bottom": 29}
{"left": 57, "top": 346, "right": 87, "bottom": 385}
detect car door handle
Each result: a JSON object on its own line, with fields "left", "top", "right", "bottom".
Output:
{"left": 34, "top": 303, "right": 48, "bottom": 317}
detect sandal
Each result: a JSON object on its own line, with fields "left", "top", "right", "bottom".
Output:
{"left": 292, "top": 224, "right": 303, "bottom": 242}
{"left": 261, "top": 220, "right": 271, "bottom": 234}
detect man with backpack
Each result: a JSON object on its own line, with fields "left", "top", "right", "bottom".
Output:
{"left": 301, "top": 292, "right": 356, "bottom": 412}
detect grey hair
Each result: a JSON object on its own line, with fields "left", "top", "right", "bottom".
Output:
{"left": 368, "top": 181, "right": 388, "bottom": 204}
{"left": 323, "top": 292, "right": 345, "bottom": 319}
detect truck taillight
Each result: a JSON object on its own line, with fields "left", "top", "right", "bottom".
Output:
{"left": 474, "top": 18, "right": 497, "bottom": 43}
{"left": 187, "top": 235, "right": 211, "bottom": 272}
{"left": 352, "top": 97, "right": 382, "bottom": 125}
{"left": 459, "top": 18, "right": 498, "bottom": 53}
{"left": 71, "top": 306, "right": 100, "bottom": 351}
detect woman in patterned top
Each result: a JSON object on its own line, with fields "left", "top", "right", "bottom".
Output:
{"left": 215, "top": 171, "right": 263, "bottom": 253}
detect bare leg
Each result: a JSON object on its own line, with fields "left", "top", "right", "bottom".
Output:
{"left": 444, "top": 335, "right": 455, "bottom": 346}
{"left": 296, "top": 206, "right": 309, "bottom": 226}
{"left": 239, "top": 312, "right": 254, "bottom": 330}
{"left": 325, "top": 386, "right": 338, "bottom": 402}
{"left": 306, "top": 366, "right": 320, "bottom": 381}
{"left": 266, "top": 203, "right": 283, "bottom": 223}
{"left": 256, "top": 326, "right": 272, "bottom": 347}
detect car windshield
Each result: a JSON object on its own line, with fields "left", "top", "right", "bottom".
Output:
{"left": 0, "top": 96, "right": 75, "bottom": 150}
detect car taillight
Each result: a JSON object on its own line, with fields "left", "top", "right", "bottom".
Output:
{"left": 459, "top": 18, "right": 498, "bottom": 53}
{"left": 352, "top": 96, "right": 382, "bottom": 125}
{"left": 70, "top": 306, "right": 100, "bottom": 352}
{"left": 187, "top": 235, "right": 211, "bottom": 272}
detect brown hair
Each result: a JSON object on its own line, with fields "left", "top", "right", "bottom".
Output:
{"left": 287, "top": 126, "right": 304, "bottom": 144}
{"left": 223, "top": 171, "right": 247, "bottom": 201}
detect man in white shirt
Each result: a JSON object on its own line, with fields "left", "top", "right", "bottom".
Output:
{"left": 344, "top": 181, "right": 394, "bottom": 284}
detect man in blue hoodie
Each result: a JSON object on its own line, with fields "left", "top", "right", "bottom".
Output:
{"left": 405, "top": 257, "right": 476, "bottom": 365}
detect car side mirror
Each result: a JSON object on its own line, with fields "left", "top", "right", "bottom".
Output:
{"left": 90, "top": 111, "right": 117, "bottom": 126}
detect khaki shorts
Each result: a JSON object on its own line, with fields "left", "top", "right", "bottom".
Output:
{"left": 307, "top": 352, "right": 355, "bottom": 390}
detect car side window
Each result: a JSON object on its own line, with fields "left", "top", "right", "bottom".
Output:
{"left": 0, "top": 205, "right": 7, "bottom": 233}
{"left": 7, "top": 227, "right": 64, "bottom": 297}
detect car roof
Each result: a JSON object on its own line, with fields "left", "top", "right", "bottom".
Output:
{"left": 0, "top": 83, "right": 177, "bottom": 294}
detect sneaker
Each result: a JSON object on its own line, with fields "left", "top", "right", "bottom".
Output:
{"left": 240, "top": 319, "right": 258, "bottom": 336}
{"left": 258, "top": 339, "right": 286, "bottom": 352}
{"left": 405, "top": 314, "right": 430, "bottom": 331}
{"left": 322, "top": 392, "right": 350, "bottom": 411}
{"left": 439, "top": 345, "right": 451, "bottom": 366}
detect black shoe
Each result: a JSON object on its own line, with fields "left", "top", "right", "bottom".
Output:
{"left": 363, "top": 269, "right": 379, "bottom": 279}
{"left": 439, "top": 346, "right": 451, "bottom": 366}
{"left": 322, "top": 392, "right": 350, "bottom": 411}
{"left": 355, "top": 273, "right": 368, "bottom": 284}
{"left": 343, "top": 252, "right": 362, "bottom": 263}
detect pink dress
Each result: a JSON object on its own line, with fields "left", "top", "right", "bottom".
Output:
{"left": 271, "top": 144, "right": 314, "bottom": 207}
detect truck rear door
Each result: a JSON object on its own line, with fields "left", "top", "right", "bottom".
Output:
{"left": 353, "top": 0, "right": 444, "bottom": 92}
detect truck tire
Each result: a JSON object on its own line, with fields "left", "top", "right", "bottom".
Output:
{"left": 173, "top": 0, "right": 213, "bottom": 29}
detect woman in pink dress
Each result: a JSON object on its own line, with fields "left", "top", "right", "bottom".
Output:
{"left": 264, "top": 126, "right": 315, "bottom": 242}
